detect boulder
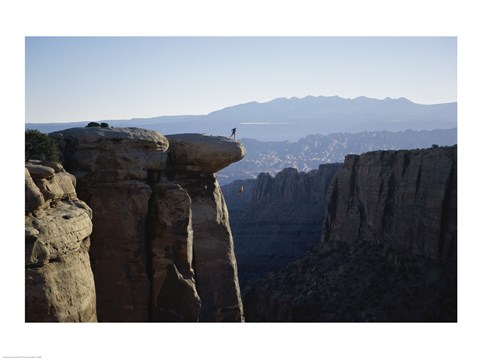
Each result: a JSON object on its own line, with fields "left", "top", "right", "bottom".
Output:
{"left": 25, "top": 168, "right": 45, "bottom": 212}
{"left": 167, "top": 133, "right": 246, "bottom": 173}
{"left": 51, "top": 127, "right": 169, "bottom": 182}
{"left": 25, "top": 164, "right": 55, "bottom": 178}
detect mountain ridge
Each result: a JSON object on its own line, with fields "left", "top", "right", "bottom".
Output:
{"left": 26, "top": 95, "right": 457, "bottom": 141}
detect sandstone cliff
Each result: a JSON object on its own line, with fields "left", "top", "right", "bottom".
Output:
{"left": 323, "top": 146, "right": 457, "bottom": 261}
{"left": 51, "top": 128, "right": 244, "bottom": 322}
{"left": 223, "top": 164, "right": 341, "bottom": 290}
{"left": 243, "top": 146, "right": 457, "bottom": 321}
{"left": 165, "top": 134, "right": 244, "bottom": 321}
{"left": 25, "top": 161, "right": 96, "bottom": 322}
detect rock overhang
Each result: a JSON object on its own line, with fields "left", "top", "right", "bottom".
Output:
{"left": 166, "top": 133, "right": 246, "bottom": 173}
{"left": 50, "top": 128, "right": 245, "bottom": 176}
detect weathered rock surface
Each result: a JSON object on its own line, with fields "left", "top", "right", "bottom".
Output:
{"left": 52, "top": 127, "right": 169, "bottom": 321}
{"left": 55, "top": 126, "right": 169, "bottom": 182}
{"left": 166, "top": 134, "right": 245, "bottom": 322}
{"left": 25, "top": 162, "right": 96, "bottom": 322}
{"left": 148, "top": 181, "right": 201, "bottom": 321}
{"left": 51, "top": 128, "right": 244, "bottom": 322}
{"left": 167, "top": 133, "right": 246, "bottom": 173}
{"left": 322, "top": 146, "right": 457, "bottom": 261}
{"left": 243, "top": 146, "right": 457, "bottom": 322}
{"left": 222, "top": 164, "right": 342, "bottom": 290}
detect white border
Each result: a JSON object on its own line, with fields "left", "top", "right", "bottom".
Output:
{"left": 2, "top": 1, "right": 478, "bottom": 359}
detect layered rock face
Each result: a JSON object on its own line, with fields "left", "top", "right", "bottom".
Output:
{"left": 25, "top": 162, "right": 96, "bottom": 322}
{"left": 222, "top": 164, "right": 341, "bottom": 289}
{"left": 322, "top": 146, "right": 457, "bottom": 260}
{"left": 244, "top": 146, "right": 457, "bottom": 321}
{"left": 51, "top": 128, "right": 244, "bottom": 322}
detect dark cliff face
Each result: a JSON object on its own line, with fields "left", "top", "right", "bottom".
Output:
{"left": 323, "top": 146, "right": 457, "bottom": 261}
{"left": 223, "top": 163, "right": 342, "bottom": 290}
{"left": 243, "top": 146, "right": 457, "bottom": 322}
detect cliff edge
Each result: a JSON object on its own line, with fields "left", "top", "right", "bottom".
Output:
{"left": 323, "top": 146, "right": 456, "bottom": 261}
{"left": 51, "top": 128, "right": 245, "bottom": 322}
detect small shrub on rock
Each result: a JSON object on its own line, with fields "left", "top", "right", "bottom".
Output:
{"left": 25, "top": 129, "right": 59, "bottom": 162}
{"left": 86, "top": 122, "right": 101, "bottom": 127}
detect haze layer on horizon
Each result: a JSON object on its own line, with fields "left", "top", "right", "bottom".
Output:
{"left": 26, "top": 36, "right": 456, "bottom": 124}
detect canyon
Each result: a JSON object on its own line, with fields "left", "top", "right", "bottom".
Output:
{"left": 25, "top": 127, "right": 457, "bottom": 322}
{"left": 243, "top": 145, "right": 457, "bottom": 321}
{"left": 222, "top": 163, "right": 341, "bottom": 290}
{"left": 217, "top": 127, "right": 457, "bottom": 184}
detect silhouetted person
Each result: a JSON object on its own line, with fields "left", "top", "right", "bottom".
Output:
{"left": 237, "top": 185, "right": 244, "bottom": 195}
{"left": 229, "top": 128, "right": 236, "bottom": 140}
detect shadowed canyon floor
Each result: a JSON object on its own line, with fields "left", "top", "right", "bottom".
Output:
{"left": 223, "top": 164, "right": 342, "bottom": 290}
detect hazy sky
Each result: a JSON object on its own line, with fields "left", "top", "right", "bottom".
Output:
{"left": 25, "top": 37, "right": 456, "bottom": 123}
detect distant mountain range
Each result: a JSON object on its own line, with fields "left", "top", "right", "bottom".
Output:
{"left": 26, "top": 95, "right": 456, "bottom": 142}
{"left": 216, "top": 128, "right": 457, "bottom": 184}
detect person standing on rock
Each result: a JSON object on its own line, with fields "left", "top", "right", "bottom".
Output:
{"left": 229, "top": 128, "right": 236, "bottom": 141}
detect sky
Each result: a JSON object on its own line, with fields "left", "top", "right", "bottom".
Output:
{"left": 25, "top": 36, "right": 457, "bottom": 123}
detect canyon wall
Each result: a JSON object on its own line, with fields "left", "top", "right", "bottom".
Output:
{"left": 223, "top": 164, "right": 341, "bottom": 289}
{"left": 322, "top": 146, "right": 457, "bottom": 261}
{"left": 243, "top": 146, "right": 457, "bottom": 321}
{"left": 51, "top": 127, "right": 244, "bottom": 322}
{"left": 25, "top": 162, "right": 96, "bottom": 322}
